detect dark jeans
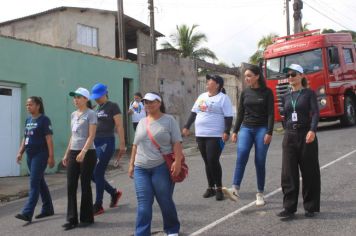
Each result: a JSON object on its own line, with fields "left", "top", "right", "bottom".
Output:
{"left": 281, "top": 129, "right": 321, "bottom": 213}
{"left": 134, "top": 163, "right": 180, "bottom": 236}
{"left": 67, "top": 149, "right": 96, "bottom": 224}
{"left": 196, "top": 137, "right": 224, "bottom": 188}
{"left": 92, "top": 137, "right": 117, "bottom": 206}
{"left": 22, "top": 151, "right": 54, "bottom": 218}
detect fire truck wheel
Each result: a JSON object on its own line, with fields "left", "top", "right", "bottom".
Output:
{"left": 340, "top": 96, "right": 356, "bottom": 126}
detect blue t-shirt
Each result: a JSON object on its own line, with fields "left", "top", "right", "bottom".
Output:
{"left": 24, "top": 115, "right": 53, "bottom": 154}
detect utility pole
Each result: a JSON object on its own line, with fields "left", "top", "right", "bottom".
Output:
{"left": 286, "top": 0, "right": 291, "bottom": 35}
{"left": 293, "top": 0, "right": 303, "bottom": 34}
{"left": 117, "top": 0, "right": 126, "bottom": 59}
{"left": 148, "top": 0, "right": 156, "bottom": 64}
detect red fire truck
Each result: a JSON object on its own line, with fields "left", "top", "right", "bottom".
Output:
{"left": 264, "top": 29, "right": 356, "bottom": 126}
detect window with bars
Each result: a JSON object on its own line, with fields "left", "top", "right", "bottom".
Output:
{"left": 77, "top": 24, "right": 98, "bottom": 48}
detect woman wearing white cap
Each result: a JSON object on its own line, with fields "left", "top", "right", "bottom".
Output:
{"left": 277, "top": 64, "right": 321, "bottom": 220}
{"left": 128, "top": 92, "right": 183, "bottom": 236}
{"left": 62, "top": 87, "right": 97, "bottom": 230}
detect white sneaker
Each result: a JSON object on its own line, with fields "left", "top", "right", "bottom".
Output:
{"left": 222, "top": 187, "right": 240, "bottom": 202}
{"left": 167, "top": 234, "right": 179, "bottom": 236}
{"left": 256, "top": 192, "right": 265, "bottom": 206}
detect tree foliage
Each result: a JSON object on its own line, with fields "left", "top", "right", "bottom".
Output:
{"left": 249, "top": 33, "right": 279, "bottom": 65}
{"left": 161, "top": 24, "right": 217, "bottom": 61}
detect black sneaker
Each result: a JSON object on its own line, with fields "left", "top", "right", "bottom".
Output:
{"left": 93, "top": 204, "right": 104, "bottom": 216}
{"left": 304, "top": 211, "right": 315, "bottom": 217}
{"left": 110, "top": 190, "right": 123, "bottom": 208}
{"left": 15, "top": 213, "right": 31, "bottom": 222}
{"left": 35, "top": 211, "right": 54, "bottom": 219}
{"left": 277, "top": 210, "right": 294, "bottom": 218}
{"left": 62, "top": 222, "right": 78, "bottom": 231}
{"left": 203, "top": 188, "right": 216, "bottom": 198}
{"left": 216, "top": 188, "right": 224, "bottom": 201}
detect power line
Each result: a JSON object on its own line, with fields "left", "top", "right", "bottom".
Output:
{"left": 309, "top": 0, "right": 354, "bottom": 25}
{"left": 303, "top": 0, "right": 354, "bottom": 30}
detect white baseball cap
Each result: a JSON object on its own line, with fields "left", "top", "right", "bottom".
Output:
{"left": 69, "top": 87, "right": 90, "bottom": 99}
{"left": 283, "top": 64, "right": 304, "bottom": 74}
{"left": 142, "top": 92, "right": 162, "bottom": 102}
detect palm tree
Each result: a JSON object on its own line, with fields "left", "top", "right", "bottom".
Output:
{"left": 249, "top": 33, "right": 278, "bottom": 65}
{"left": 161, "top": 24, "right": 217, "bottom": 61}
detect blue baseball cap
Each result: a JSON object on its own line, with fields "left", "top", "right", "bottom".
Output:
{"left": 91, "top": 83, "right": 108, "bottom": 100}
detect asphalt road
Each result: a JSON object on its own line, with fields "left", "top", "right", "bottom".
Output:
{"left": 1, "top": 123, "right": 356, "bottom": 236}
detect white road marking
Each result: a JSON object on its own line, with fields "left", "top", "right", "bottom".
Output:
{"left": 189, "top": 148, "right": 356, "bottom": 236}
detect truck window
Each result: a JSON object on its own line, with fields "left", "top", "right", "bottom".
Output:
{"left": 266, "top": 57, "right": 282, "bottom": 78}
{"left": 343, "top": 48, "right": 354, "bottom": 64}
{"left": 327, "top": 47, "right": 340, "bottom": 71}
{"left": 285, "top": 49, "right": 323, "bottom": 74}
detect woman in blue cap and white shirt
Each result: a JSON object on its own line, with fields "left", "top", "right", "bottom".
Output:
{"left": 182, "top": 74, "right": 233, "bottom": 201}
{"left": 62, "top": 87, "right": 97, "bottom": 230}
{"left": 128, "top": 92, "right": 183, "bottom": 236}
{"left": 90, "top": 83, "right": 126, "bottom": 216}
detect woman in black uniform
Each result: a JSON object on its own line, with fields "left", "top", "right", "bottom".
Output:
{"left": 277, "top": 64, "right": 321, "bottom": 219}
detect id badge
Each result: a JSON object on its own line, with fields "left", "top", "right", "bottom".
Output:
{"left": 292, "top": 111, "right": 298, "bottom": 122}
{"left": 25, "top": 137, "right": 29, "bottom": 145}
{"left": 72, "top": 122, "right": 79, "bottom": 132}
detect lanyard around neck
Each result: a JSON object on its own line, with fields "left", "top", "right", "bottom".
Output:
{"left": 290, "top": 89, "right": 302, "bottom": 111}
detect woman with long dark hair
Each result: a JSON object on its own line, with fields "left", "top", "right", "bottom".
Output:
{"left": 15, "top": 96, "right": 55, "bottom": 223}
{"left": 62, "top": 87, "right": 97, "bottom": 230}
{"left": 182, "top": 75, "right": 233, "bottom": 201}
{"left": 224, "top": 65, "right": 274, "bottom": 206}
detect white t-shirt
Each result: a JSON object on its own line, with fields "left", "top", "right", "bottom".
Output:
{"left": 129, "top": 101, "right": 146, "bottom": 123}
{"left": 192, "top": 92, "right": 233, "bottom": 137}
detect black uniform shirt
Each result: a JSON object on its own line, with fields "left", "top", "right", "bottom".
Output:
{"left": 281, "top": 88, "right": 319, "bottom": 132}
{"left": 96, "top": 101, "right": 121, "bottom": 138}
{"left": 233, "top": 87, "right": 274, "bottom": 135}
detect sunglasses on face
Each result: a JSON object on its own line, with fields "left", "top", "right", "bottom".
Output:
{"left": 286, "top": 71, "right": 298, "bottom": 78}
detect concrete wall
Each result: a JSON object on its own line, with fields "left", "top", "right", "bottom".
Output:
{"left": 140, "top": 53, "right": 198, "bottom": 128}
{"left": 0, "top": 36, "right": 139, "bottom": 175}
{"left": 137, "top": 30, "right": 153, "bottom": 65}
{"left": 0, "top": 9, "right": 116, "bottom": 57}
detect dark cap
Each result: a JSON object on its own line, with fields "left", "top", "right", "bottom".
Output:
{"left": 206, "top": 74, "right": 224, "bottom": 88}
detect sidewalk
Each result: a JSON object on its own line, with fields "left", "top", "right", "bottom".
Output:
{"left": 0, "top": 135, "right": 199, "bottom": 203}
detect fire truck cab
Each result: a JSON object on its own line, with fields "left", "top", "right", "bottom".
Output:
{"left": 264, "top": 30, "right": 356, "bottom": 126}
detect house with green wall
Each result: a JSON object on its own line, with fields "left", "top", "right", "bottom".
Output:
{"left": 0, "top": 35, "right": 139, "bottom": 176}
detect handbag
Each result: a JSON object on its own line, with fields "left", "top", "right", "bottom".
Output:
{"left": 146, "top": 118, "right": 188, "bottom": 183}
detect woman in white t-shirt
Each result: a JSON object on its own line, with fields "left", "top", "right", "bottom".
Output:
{"left": 182, "top": 75, "right": 233, "bottom": 201}
{"left": 128, "top": 92, "right": 146, "bottom": 131}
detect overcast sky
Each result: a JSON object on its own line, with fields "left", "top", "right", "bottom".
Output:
{"left": 0, "top": 0, "right": 355, "bottom": 65}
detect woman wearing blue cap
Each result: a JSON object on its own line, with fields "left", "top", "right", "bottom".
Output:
{"left": 90, "top": 83, "right": 126, "bottom": 216}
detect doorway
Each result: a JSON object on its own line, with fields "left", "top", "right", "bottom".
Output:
{"left": 123, "top": 78, "right": 132, "bottom": 145}
{"left": 0, "top": 85, "right": 21, "bottom": 177}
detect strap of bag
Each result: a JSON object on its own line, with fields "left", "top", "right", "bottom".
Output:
{"left": 145, "top": 118, "right": 162, "bottom": 153}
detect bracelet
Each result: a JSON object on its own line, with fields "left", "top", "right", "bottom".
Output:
{"left": 82, "top": 149, "right": 88, "bottom": 153}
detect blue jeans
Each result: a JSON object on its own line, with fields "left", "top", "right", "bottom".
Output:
{"left": 93, "top": 137, "right": 117, "bottom": 206}
{"left": 232, "top": 125, "right": 270, "bottom": 192}
{"left": 134, "top": 163, "right": 180, "bottom": 236}
{"left": 22, "top": 151, "right": 54, "bottom": 218}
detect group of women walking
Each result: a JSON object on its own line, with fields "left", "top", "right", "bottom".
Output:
{"left": 14, "top": 63, "right": 321, "bottom": 235}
